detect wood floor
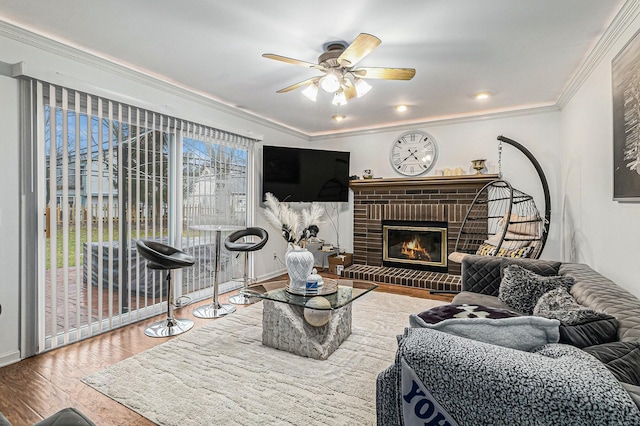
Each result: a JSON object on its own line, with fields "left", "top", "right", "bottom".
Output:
{"left": 0, "top": 276, "right": 453, "bottom": 425}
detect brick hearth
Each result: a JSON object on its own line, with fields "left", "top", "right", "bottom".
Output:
{"left": 347, "top": 175, "right": 497, "bottom": 292}
{"left": 344, "top": 264, "right": 461, "bottom": 292}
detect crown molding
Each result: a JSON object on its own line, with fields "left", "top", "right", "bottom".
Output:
{"left": 0, "top": 18, "right": 309, "bottom": 141}
{"left": 557, "top": 0, "right": 640, "bottom": 108}
{"left": 308, "top": 104, "right": 559, "bottom": 141}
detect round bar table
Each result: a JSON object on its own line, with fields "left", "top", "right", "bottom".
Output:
{"left": 191, "top": 225, "right": 243, "bottom": 318}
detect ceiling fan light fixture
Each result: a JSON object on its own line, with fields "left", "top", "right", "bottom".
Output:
{"left": 354, "top": 78, "right": 372, "bottom": 97}
{"left": 301, "top": 82, "right": 319, "bottom": 101}
{"left": 320, "top": 71, "right": 341, "bottom": 93}
{"left": 332, "top": 90, "right": 348, "bottom": 106}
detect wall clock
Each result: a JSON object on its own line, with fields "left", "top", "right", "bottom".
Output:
{"left": 389, "top": 130, "right": 438, "bottom": 176}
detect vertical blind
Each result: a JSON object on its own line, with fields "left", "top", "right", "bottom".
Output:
{"left": 36, "top": 81, "right": 255, "bottom": 351}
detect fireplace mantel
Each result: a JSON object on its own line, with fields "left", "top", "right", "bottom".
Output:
{"left": 349, "top": 174, "right": 499, "bottom": 190}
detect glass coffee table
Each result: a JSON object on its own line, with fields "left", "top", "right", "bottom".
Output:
{"left": 245, "top": 278, "right": 378, "bottom": 360}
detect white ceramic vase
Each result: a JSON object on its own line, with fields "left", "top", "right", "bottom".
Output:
{"left": 285, "top": 245, "right": 315, "bottom": 292}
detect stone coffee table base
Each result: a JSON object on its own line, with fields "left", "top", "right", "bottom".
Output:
{"left": 262, "top": 299, "right": 352, "bottom": 360}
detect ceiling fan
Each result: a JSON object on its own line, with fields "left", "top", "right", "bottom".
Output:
{"left": 262, "top": 33, "right": 416, "bottom": 105}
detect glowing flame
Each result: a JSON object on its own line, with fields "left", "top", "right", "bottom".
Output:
{"left": 400, "top": 237, "right": 432, "bottom": 261}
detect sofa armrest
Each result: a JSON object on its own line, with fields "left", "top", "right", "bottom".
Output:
{"left": 561, "top": 263, "right": 640, "bottom": 342}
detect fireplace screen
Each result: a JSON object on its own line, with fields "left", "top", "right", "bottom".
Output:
{"left": 383, "top": 222, "right": 447, "bottom": 270}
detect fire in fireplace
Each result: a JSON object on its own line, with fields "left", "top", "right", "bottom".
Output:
{"left": 383, "top": 220, "right": 448, "bottom": 272}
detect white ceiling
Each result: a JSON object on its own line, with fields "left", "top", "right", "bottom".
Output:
{"left": 0, "top": 0, "right": 627, "bottom": 136}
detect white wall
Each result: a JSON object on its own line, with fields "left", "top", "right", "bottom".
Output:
{"left": 316, "top": 110, "right": 563, "bottom": 261}
{"left": 0, "top": 75, "right": 20, "bottom": 366}
{"left": 561, "top": 15, "right": 640, "bottom": 298}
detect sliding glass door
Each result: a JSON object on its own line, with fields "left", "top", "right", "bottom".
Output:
{"left": 32, "top": 81, "right": 253, "bottom": 352}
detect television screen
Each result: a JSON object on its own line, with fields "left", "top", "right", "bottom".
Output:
{"left": 262, "top": 145, "right": 350, "bottom": 202}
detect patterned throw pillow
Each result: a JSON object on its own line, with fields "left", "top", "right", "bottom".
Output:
{"left": 476, "top": 242, "right": 497, "bottom": 256}
{"left": 496, "top": 245, "right": 534, "bottom": 258}
{"left": 410, "top": 304, "right": 520, "bottom": 327}
{"left": 475, "top": 242, "right": 533, "bottom": 258}
{"left": 499, "top": 265, "right": 575, "bottom": 314}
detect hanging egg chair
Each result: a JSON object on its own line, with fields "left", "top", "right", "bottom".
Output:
{"left": 449, "top": 135, "right": 550, "bottom": 262}
{"left": 451, "top": 179, "right": 546, "bottom": 261}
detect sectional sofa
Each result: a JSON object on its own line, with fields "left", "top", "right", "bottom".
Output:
{"left": 377, "top": 255, "right": 640, "bottom": 425}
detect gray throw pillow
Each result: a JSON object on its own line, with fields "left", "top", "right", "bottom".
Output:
{"left": 533, "top": 287, "right": 613, "bottom": 325}
{"left": 498, "top": 264, "right": 574, "bottom": 314}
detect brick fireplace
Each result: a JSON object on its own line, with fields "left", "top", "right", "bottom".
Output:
{"left": 345, "top": 175, "right": 497, "bottom": 292}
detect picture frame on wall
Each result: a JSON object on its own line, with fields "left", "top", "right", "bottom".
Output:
{"left": 612, "top": 28, "right": 640, "bottom": 201}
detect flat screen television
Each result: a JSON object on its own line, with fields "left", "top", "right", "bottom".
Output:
{"left": 262, "top": 145, "right": 350, "bottom": 202}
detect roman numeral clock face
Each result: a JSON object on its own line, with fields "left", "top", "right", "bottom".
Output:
{"left": 390, "top": 131, "right": 438, "bottom": 176}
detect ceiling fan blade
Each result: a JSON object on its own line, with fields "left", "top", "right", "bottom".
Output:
{"left": 352, "top": 67, "right": 416, "bottom": 80}
{"left": 276, "top": 77, "right": 319, "bottom": 93}
{"left": 262, "top": 53, "right": 323, "bottom": 69}
{"left": 337, "top": 33, "right": 381, "bottom": 67}
{"left": 342, "top": 79, "right": 357, "bottom": 100}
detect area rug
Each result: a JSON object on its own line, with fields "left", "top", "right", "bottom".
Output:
{"left": 83, "top": 291, "right": 446, "bottom": 426}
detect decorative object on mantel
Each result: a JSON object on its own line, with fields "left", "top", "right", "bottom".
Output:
{"left": 443, "top": 167, "right": 465, "bottom": 176}
{"left": 390, "top": 130, "right": 438, "bottom": 176}
{"left": 449, "top": 135, "right": 551, "bottom": 263}
{"left": 471, "top": 159, "right": 487, "bottom": 174}
{"left": 348, "top": 174, "right": 499, "bottom": 189}
{"left": 362, "top": 169, "right": 374, "bottom": 179}
{"left": 262, "top": 193, "right": 325, "bottom": 293}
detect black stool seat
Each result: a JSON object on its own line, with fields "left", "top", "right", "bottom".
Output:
{"left": 137, "top": 240, "right": 195, "bottom": 270}
{"left": 136, "top": 240, "right": 195, "bottom": 338}
{"left": 224, "top": 227, "right": 268, "bottom": 305}
{"left": 225, "top": 227, "right": 269, "bottom": 252}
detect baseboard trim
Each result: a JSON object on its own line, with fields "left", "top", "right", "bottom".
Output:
{"left": 0, "top": 350, "right": 21, "bottom": 367}
{"left": 257, "top": 269, "right": 287, "bottom": 282}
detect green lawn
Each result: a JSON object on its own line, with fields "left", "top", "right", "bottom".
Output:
{"left": 46, "top": 221, "right": 205, "bottom": 268}
{"left": 46, "top": 222, "right": 164, "bottom": 269}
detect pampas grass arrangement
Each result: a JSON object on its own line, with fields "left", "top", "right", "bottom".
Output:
{"left": 263, "top": 192, "right": 325, "bottom": 246}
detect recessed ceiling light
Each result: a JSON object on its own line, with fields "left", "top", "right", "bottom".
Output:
{"left": 395, "top": 105, "right": 408, "bottom": 112}
{"left": 473, "top": 91, "right": 492, "bottom": 100}
{"left": 332, "top": 115, "right": 346, "bottom": 122}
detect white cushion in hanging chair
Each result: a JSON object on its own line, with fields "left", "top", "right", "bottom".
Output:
{"left": 498, "top": 213, "right": 540, "bottom": 236}
{"left": 485, "top": 232, "right": 532, "bottom": 250}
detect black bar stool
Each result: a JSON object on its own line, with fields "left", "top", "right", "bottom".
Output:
{"left": 224, "top": 227, "right": 269, "bottom": 305}
{"left": 136, "top": 240, "right": 196, "bottom": 337}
